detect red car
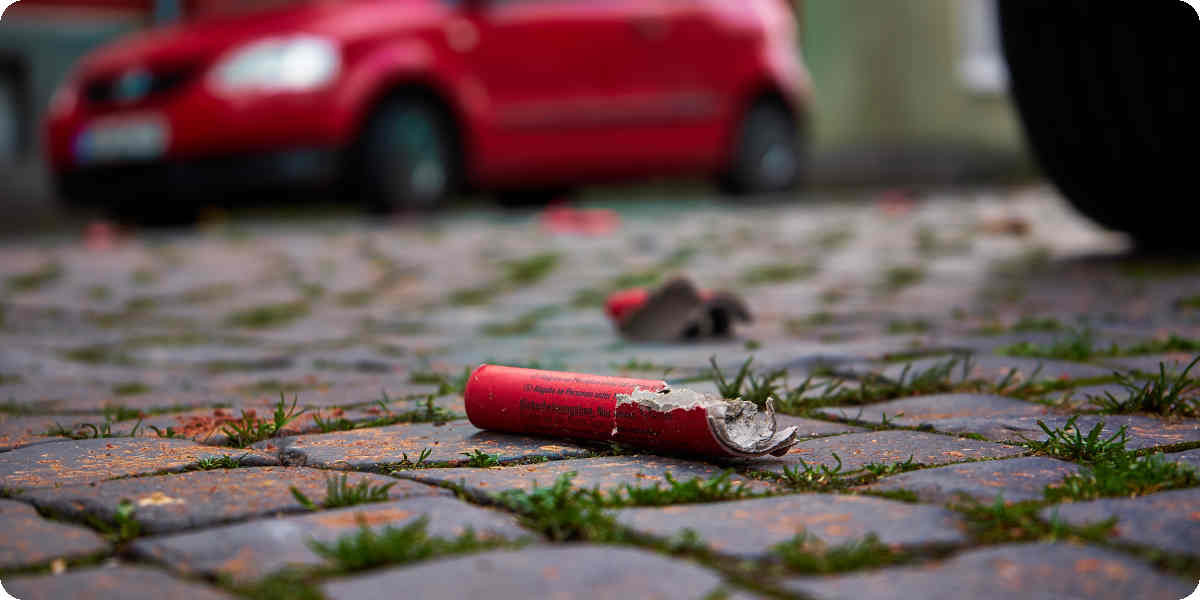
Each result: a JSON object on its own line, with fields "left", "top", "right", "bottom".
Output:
{"left": 45, "top": 0, "right": 811, "bottom": 217}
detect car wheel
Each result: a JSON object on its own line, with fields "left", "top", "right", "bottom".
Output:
{"left": 358, "top": 97, "right": 457, "bottom": 213}
{"left": 719, "top": 99, "right": 803, "bottom": 196}
{"left": 997, "top": 0, "right": 1199, "bottom": 248}
{"left": 0, "top": 74, "right": 19, "bottom": 162}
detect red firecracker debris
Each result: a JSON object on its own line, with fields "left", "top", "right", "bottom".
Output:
{"left": 540, "top": 205, "right": 621, "bottom": 236}
{"left": 465, "top": 364, "right": 797, "bottom": 458}
{"left": 605, "top": 277, "right": 750, "bottom": 341}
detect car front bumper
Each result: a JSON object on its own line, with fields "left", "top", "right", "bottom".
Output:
{"left": 55, "top": 146, "right": 344, "bottom": 206}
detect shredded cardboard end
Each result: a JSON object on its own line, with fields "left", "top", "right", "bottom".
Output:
{"left": 617, "top": 387, "right": 798, "bottom": 458}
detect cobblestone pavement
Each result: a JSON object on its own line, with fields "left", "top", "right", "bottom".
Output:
{"left": 1, "top": 186, "right": 1199, "bottom": 599}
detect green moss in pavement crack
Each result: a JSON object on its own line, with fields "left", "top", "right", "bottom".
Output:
{"left": 954, "top": 497, "right": 1115, "bottom": 545}
{"left": 886, "top": 319, "right": 934, "bottom": 335}
{"left": 226, "top": 301, "right": 310, "bottom": 329}
{"left": 1045, "top": 452, "right": 1199, "bottom": 502}
{"left": 310, "top": 516, "right": 512, "bottom": 573}
{"left": 408, "top": 367, "right": 471, "bottom": 396}
{"left": 480, "top": 306, "right": 560, "bottom": 337}
{"left": 707, "top": 355, "right": 785, "bottom": 409}
{"left": 1022, "top": 415, "right": 1128, "bottom": 462}
{"left": 495, "top": 474, "right": 621, "bottom": 542}
{"left": 291, "top": 474, "right": 396, "bottom": 510}
{"left": 502, "top": 252, "right": 560, "bottom": 286}
{"left": 227, "top": 570, "right": 324, "bottom": 600}
{"left": 85, "top": 499, "right": 142, "bottom": 544}
{"left": 192, "top": 454, "right": 250, "bottom": 470}
{"left": 6, "top": 262, "right": 63, "bottom": 293}
{"left": 739, "top": 262, "right": 819, "bottom": 286}
{"left": 999, "top": 328, "right": 1200, "bottom": 361}
{"left": 62, "top": 344, "right": 138, "bottom": 367}
{"left": 461, "top": 449, "right": 501, "bottom": 468}
{"left": 772, "top": 532, "right": 904, "bottom": 574}
{"left": 221, "top": 393, "right": 307, "bottom": 448}
{"left": 877, "top": 265, "right": 925, "bottom": 295}
{"left": 1091, "top": 356, "right": 1200, "bottom": 417}
{"left": 111, "top": 382, "right": 151, "bottom": 396}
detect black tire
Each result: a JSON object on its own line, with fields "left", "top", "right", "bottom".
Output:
{"left": 998, "top": 0, "right": 1199, "bottom": 247}
{"left": 719, "top": 98, "right": 803, "bottom": 196}
{"left": 356, "top": 96, "right": 458, "bottom": 213}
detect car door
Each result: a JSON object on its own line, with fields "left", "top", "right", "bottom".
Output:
{"left": 463, "top": 0, "right": 711, "bottom": 185}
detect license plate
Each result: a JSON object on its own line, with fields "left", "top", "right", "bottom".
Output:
{"left": 75, "top": 115, "right": 169, "bottom": 165}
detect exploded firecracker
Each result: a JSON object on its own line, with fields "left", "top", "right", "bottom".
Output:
{"left": 605, "top": 277, "right": 751, "bottom": 342}
{"left": 465, "top": 364, "right": 798, "bottom": 458}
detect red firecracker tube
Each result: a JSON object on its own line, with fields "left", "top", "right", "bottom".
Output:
{"left": 465, "top": 364, "right": 798, "bottom": 458}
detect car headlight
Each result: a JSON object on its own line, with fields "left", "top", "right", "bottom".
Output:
{"left": 211, "top": 35, "right": 340, "bottom": 95}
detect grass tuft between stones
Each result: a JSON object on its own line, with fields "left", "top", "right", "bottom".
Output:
{"left": 771, "top": 532, "right": 904, "bottom": 574}
{"left": 1045, "top": 453, "right": 1199, "bottom": 502}
{"left": 494, "top": 471, "right": 758, "bottom": 543}
{"left": 310, "top": 516, "right": 511, "bottom": 573}
{"left": 1091, "top": 356, "right": 1200, "bottom": 417}
{"left": 291, "top": 474, "right": 396, "bottom": 510}
{"left": 954, "top": 497, "right": 1114, "bottom": 545}
{"left": 226, "top": 301, "right": 310, "bottom": 329}
{"left": 222, "top": 393, "right": 307, "bottom": 448}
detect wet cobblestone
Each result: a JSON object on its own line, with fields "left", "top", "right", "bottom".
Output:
{"left": 1, "top": 188, "right": 1198, "bottom": 597}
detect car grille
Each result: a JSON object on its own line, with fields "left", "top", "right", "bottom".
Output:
{"left": 82, "top": 65, "right": 198, "bottom": 107}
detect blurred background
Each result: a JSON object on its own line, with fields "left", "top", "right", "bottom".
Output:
{"left": 0, "top": 0, "right": 1034, "bottom": 230}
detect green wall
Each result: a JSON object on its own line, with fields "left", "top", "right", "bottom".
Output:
{"left": 802, "top": 0, "right": 1027, "bottom": 160}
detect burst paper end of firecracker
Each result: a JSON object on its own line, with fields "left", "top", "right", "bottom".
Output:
{"left": 464, "top": 364, "right": 798, "bottom": 458}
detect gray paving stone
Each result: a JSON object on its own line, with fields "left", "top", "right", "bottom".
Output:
{"left": 613, "top": 494, "right": 967, "bottom": 559}
{"left": 21, "top": 466, "right": 448, "bottom": 534}
{"left": 840, "top": 355, "right": 1113, "bottom": 385}
{"left": 134, "top": 496, "right": 531, "bottom": 582}
{"left": 0, "top": 438, "right": 277, "bottom": 491}
{"left": 320, "top": 546, "right": 737, "bottom": 600}
{"left": 863, "top": 456, "right": 1082, "bottom": 503}
{"left": 100, "top": 398, "right": 465, "bottom": 444}
{"left": 781, "top": 542, "right": 1192, "bottom": 600}
{"left": 1038, "top": 383, "right": 1118, "bottom": 410}
{"left": 1099, "top": 353, "right": 1199, "bottom": 376}
{"left": 925, "top": 414, "right": 1200, "bottom": 449}
{"left": 270, "top": 421, "right": 592, "bottom": 470}
{"left": 5, "top": 564, "right": 237, "bottom": 600}
{"left": 816, "top": 394, "right": 1053, "bottom": 427}
{"left": 0, "top": 498, "right": 109, "bottom": 569}
{"left": 777, "top": 415, "right": 868, "bottom": 438}
{"left": 0, "top": 379, "right": 240, "bottom": 413}
{"left": 1041, "top": 487, "right": 1200, "bottom": 557}
{"left": 397, "top": 455, "right": 774, "bottom": 499}
{"left": 744, "top": 430, "right": 1025, "bottom": 475}
{"left": 216, "top": 376, "right": 440, "bottom": 409}
{"left": 0, "top": 414, "right": 90, "bottom": 451}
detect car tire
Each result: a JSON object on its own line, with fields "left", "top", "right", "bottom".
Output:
{"left": 718, "top": 98, "right": 803, "bottom": 196}
{"left": 0, "top": 74, "right": 20, "bottom": 162}
{"left": 997, "top": 0, "right": 1199, "bottom": 248}
{"left": 357, "top": 97, "right": 458, "bottom": 213}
